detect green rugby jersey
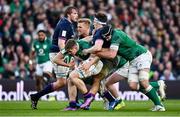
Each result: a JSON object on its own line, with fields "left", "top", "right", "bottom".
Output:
{"left": 115, "top": 55, "right": 127, "bottom": 68}
{"left": 110, "top": 29, "right": 147, "bottom": 61}
{"left": 32, "top": 38, "right": 51, "bottom": 64}
{"left": 76, "top": 39, "right": 91, "bottom": 60}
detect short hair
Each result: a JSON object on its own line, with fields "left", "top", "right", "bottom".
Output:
{"left": 101, "top": 25, "right": 113, "bottom": 38}
{"left": 94, "top": 11, "right": 108, "bottom": 23}
{"left": 64, "top": 6, "right": 78, "bottom": 17}
{"left": 78, "top": 18, "right": 91, "bottom": 27}
{"left": 65, "top": 39, "right": 77, "bottom": 51}
{"left": 37, "top": 30, "right": 46, "bottom": 34}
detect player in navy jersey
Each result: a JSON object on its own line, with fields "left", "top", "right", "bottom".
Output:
{"left": 50, "top": 7, "right": 78, "bottom": 52}
{"left": 77, "top": 12, "right": 116, "bottom": 109}
{"left": 30, "top": 6, "right": 78, "bottom": 109}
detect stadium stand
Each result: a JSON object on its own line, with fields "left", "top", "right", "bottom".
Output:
{"left": 0, "top": 0, "right": 179, "bottom": 80}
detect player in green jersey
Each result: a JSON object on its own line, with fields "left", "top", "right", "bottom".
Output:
{"left": 53, "top": 18, "right": 104, "bottom": 110}
{"left": 81, "top": 12, "right": 127, "bottom": 110}
{"left": 30, "top": 30, "right": 53, "bottom": 91}
{"left": 94, "top": 25, "right": 166, "bottom": 111}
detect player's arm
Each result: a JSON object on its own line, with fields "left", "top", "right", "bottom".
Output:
{"left": 58, "top": 39, "right": 66, "bottom": 50}
{"left": 81, "top": 35, "right": 93, "bottom": 42}
{"left": 81, "top": 54, "right": 100, "bottom": 71}
{"left": 29, "top": 42, "right": 36, "bottom": 64}
{"left": 88, "top": 54, "right": 100, "bottom": 65}
{"left": 95, "top": 44, "right": 119, "bottom": 59}
{"left": 53, "top": 51, "right": 74, "bottom": 68}
{"left": 83, "top": 39, "right": 104, "bottom": 54}
{"left": 58, "top": 25, "right": 70, "bottom": 50}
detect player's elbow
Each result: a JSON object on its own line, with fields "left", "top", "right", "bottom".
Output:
{"left": 109, "top": 52, "right": 116, "bottom": 59}
{"left": 52, "top": 57, "right": 59, "bottom": 64}
{"left": 95, "top": 46, "right": 102, "bottom": 51}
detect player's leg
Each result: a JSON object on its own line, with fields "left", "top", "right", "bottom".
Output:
{"left": 79, "top": 60, "right": 104, "bottom": 109}
{"left": 35, "top": 64, "right": 44, "bottom": 91}
{"left": 30, "top": 64, "right": 67, "bottom": 109}
{"left": 134, "top": 51, "right": 165, "bottom": 111}
{"left": 69, "top": 70, "right": 92, "bottom": 110}
{"left": 139, "top": 69, "right": 165, "bottom": 111}
{"left": 30, "top": 78, "right": 66, "bottom": 109}
{"left": 72, "top": 59, "right": 103, "bottom": 96}
{"left": 69, "top": 70, "right": 88, "bottom": 94}
{"left": 79, "top": 73, "right": 103, "bottom": 109}
{"left": 150, "top": 80, "right": 166, "bottom": 100}
{"left": 64, "top": 79, "right": 80, "bottom": 111}
{"left": 104, "top": 62, "right": 129, "bottom": 110}
{"left": 105, "top": 73, "right": 126, "bottom": 110}
{"left": 42, "top": 61, "right": 54, "bottom": 84}
{"left": 89, "top": 75, "right": 102, "bottom": 95}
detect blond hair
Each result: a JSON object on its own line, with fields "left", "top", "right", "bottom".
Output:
{"left": 78, "top": 18, "right": 91, "bottom": 27}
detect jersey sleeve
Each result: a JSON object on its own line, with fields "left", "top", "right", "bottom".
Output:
{"left": 92, "top": 29, "right": 104, "bottom": 46}
{"left": 47, "top": 38, "right": 52, "bottom": 46}
{"left": 31, "top": 40, "right": 36, "bottom": 51}
{"left": 93, "top": 30, "right": 104, "bottom": 41}
{"left": 58, "top": 24, "right": 71, "bottom": 40}
{"left": 60, "top": 48, "right": 67, "bottom": 56}
{"left": 110, "top": 35, "right": 121, "bottom": 51}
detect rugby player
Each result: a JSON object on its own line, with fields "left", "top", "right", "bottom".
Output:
{"left": 94, "top": 25, "right": 166, "bottom": 111}
{"left": 30, "top": 30, "right": 53, "bottom": 91}
{"left": 30, "top": 6, "right": 78, "bottom": 109}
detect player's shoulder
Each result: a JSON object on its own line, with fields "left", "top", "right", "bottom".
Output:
{"left": 58, "top": 18, "right": 71, "bottom": 27}
{"left": 94, "top": 28, "right": 102, "bottom": 35}
{"left": 33, "top": 39, "right": 39, "bottom": 44}
{"left": 60, "top": 48, "right": 67, "bottom": 55}
{"left": 45, "top": 38, "right": 51, "bottom": 43}
{"left": 93, "top": 28, "right": 103, "bottom": 39}
{"left": 77, "top": 39, "right": 86, "bottom": 43}
{"left": 111, "top": 29, "right": 123, "bottom": 40}
{"left": 113, "top": 29, "right": 126, "bottom": 36}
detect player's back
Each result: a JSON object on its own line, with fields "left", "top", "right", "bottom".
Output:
{"left": 50, "top": 18, "right": 74, "bottom": 53}
{"left": 111, "top": 29, "right": 147, "bottom": 61}
{"left": 92, "top": 28, "right": 111, "bottom": 48}
{"left": 76, "top": 39, "right": 91, "bottom": 60}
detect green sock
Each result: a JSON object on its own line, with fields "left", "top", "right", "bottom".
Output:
{"left": 145, "top": 86, "right": 162, "bottom": 106}
{"left": 150, "top": 82, "right": 159, "bottom": 91}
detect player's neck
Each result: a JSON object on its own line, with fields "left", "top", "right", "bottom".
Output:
{"left": 67, "top": 17, "right": 72, "bottom": 23}
{"left": 83, "top": 33, "right": 89, "bottom": 38}
{"left": 95, "top": 25, "right": 103, "bottom": 31}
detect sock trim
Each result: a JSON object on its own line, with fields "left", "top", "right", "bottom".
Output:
{"left": 145, "top": 85, "right": 153, "bottom": 92}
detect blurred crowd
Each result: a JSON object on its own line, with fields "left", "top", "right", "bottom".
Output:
{"left": 0, "top": 0, "right": 179, "bottom": 80}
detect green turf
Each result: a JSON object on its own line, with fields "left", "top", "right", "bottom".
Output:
{"left": 0, "top": 100, "right": 179, "bottom": 116}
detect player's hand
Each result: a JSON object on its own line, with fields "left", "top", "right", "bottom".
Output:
{"left": 82, "top": 49, "right": 88, "bottom": 55}
{"left": 81, "top": 62, "right": 91, "bottom": 71}
{"left": 68, "top": 60, "right": 75, "bottom": 69}
{"left": 29, "top": 60, "right": 33, "bottom": 65}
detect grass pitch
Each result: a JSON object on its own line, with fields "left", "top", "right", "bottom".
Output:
{"left": 0, "top": 100, "right": 179, "bottom": 116}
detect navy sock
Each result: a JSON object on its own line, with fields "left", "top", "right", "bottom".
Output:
{"left": 83, "top": 93, "right": 95, "bottom": 98}
{"left": 69, "top": 101, "right": 77, "bottom": 107}
{"left": 35, "top": 83, "right": 54, "bottom": 99}
{"left": 103, "top": 91, "right": 115, "bottom": 102}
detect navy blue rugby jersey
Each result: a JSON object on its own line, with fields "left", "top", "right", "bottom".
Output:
{"left": 50, "top": 18, "right": 75, "bottom": 52}
{"left": 92, "top": 28, "right": 111, "bottom": 48}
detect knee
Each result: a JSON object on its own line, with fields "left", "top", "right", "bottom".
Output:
{"left": 105, "top": 81, "right": 111, "bottom": 90}
{"left": 54, "top": 79, "right": 66, "bottom": 90}
{"left": 129, "top": 83, "right": 138, "bottom": 91}
{"left": 43, "top": 72, "right": 52, "bottom": 78}
{"left": 69, "top": 71, "right": 78, "bottom": 82}
{"left": 94, "top": 77, "right": 101, "bottom": 83}
{"left": 140, "top": 81, "right": 149, "bottom": 89}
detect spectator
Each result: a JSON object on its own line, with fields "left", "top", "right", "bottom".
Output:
{"left": 160, "top": 69, "right": 176, "bottom": 81}
{"left": 0, "top": 0, "right": 179, "bottom": 80}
